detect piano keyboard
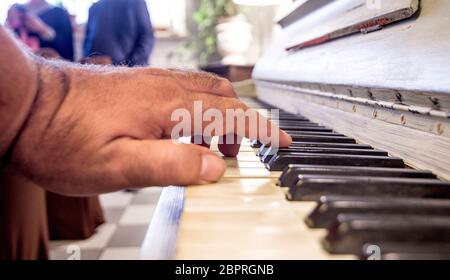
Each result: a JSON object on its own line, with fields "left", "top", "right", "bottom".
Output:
{"left": 142, "top": 98, "right": 450, "bottom": 260}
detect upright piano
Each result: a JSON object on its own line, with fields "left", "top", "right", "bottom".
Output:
{"left": 141, "top": 0, "right": 450, "bottom": 260}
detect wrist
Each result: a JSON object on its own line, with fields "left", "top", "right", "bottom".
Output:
{"left": 7, "top": 58, "right": 72, "bottom": 168}
{"left": 0, "top": 53, "right": 40, "bottom": 167}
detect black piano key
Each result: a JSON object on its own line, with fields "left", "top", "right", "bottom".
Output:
{"left": 268, "top": 154, "right": 404, "bottom": 171}
{"left": 285, "top": 131, "right": 346, "bottom": 137}
{"left": 322, "top": 214, "right": 450, "bottom": 255}
{"left": 261, "top": 148, "right": 388, "bottom": 163}
{"left": 250, "top": 140, "right": 262, "bottom": 148}
{"left": 257, "top": 139, "right": 366, "bottom": 157}
{"left": 278, "top": 165, "right": 436, "bottom": 188}
{"left": 282, "top": 127, "right": 334, "bottom": 132}
{"left": 279, "top": 124, "right": 324, "bottom": 129}
{"left": 306, "top": 196, "right": 450, "bottom": 229}
{"left": 287, "top": 176, "right": 450, "bottom": 201}
{"left": 257, "top": 144, "right": 271, "bottom": 157}
{"left": 289, "top": 142, "right": 373, "bottom": 149}
{"left": 290, "top": 135, "right": 356, "bottom": 143}
{"left": 257, "top": 144, "right": 270, "bottom": 156}
{"left": 258, "top": 141, "right": 366, "bottom": 157}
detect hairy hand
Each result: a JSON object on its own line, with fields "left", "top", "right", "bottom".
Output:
{"left": 10, "top": 61, "right": 291, "bottom": 196}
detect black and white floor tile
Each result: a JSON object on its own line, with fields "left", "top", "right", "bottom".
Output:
{"left": 49, "top": 187, "right": 162, "bottom": 260}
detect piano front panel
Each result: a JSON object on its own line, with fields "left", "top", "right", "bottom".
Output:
{"left": 251, "top": 0, "right": 450, "bottom": 181}
{"left": 255, "top": 85, "right": 450, "bottom": 181}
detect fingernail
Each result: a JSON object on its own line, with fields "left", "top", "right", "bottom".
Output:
{"left": 280, "top": 130, "right": 292, "bottom": 146}
{"left": 200, "top": 153, "right": 226, "bottom": 183}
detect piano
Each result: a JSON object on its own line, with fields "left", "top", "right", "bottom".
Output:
{"left": 141, "top": 0, "right": 450, "bottom": 260}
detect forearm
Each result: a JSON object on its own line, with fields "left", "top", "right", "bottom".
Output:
{"left": 0, "top": 26, "right": 39, "bottom": 160}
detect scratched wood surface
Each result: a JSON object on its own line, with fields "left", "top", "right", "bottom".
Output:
{"left": 285, "top": 0, "right": 419, "bottom": 51}
{"left": 254, "top": 0, "right": 450, "bottom": 94}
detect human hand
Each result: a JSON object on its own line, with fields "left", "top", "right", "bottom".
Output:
{"left": 10, "top": 62, "right": 291, "bottom": 196}
{"left": 24, "top": 14, "right": 54, "bottom": 40}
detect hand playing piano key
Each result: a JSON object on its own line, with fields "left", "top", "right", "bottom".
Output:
{"left": 9, "top": 63, "right": 291, "bottom": 196}
{"left": 167, "top": 69, "right": 291, "bottom": 156}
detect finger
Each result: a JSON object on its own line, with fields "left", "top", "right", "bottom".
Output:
{"left": 170, "top": 70, "right": 237, "bottom": 98}
{"left": 132, "top": 68, "right": 237, "bottom": 98}
{"left": 111, "top": 139, "right": 226, "bottom": 187}
{"left": 170, "top": 70, "right": 242, "bottom": 156}
{"left": 184, "top": 93, "right": 292, "bottom": 148}
{"left": 190, "top": 134, "right": 241, "bottom": 157}
{"left": 218, "top": 134, "right": 242, "bottom": 157}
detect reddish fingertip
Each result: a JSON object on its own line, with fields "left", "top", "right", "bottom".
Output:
{"left": 218, "top": 143, "right": 241, "bottom": 157}
{"left": 280, "top": 130, "right": 292, "bottom": 147}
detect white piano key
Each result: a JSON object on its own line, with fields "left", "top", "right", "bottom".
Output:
{"left": 223, "top": 168, "right": 276, "bottom": 178}
{"left": 176, "top": 178, "right": 354, "bottom": 260}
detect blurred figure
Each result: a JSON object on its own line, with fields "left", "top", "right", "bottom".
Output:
{"left": 6, "top": 0, "right": 74, "bottom": 61}
{"left": 4, "top": 2, "right": 102, "bottom": 256}
{"left": 83, "top": 0, "right": 155, "bottom": 66}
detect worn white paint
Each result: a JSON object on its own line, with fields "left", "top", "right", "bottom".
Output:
{"left": 254, "top": 0, "right": 450, "bottom": 93}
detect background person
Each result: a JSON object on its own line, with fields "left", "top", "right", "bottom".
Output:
{"left": 6, "top": 0, "right": 74, "bottom": 61}
{"left": 83, "top": 0, "right": 155, "bottom": 66}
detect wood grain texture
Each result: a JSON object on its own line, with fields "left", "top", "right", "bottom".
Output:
{"left": 254, "top": 0, "right": 450, "bottom": 94}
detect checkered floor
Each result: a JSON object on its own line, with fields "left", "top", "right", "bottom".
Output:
{"left": 49, "top": 187, "right": 163, "bottom": 260}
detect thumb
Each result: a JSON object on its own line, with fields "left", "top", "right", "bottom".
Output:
{"left": 112, "top": 139, "right": 226, "bottom": 187}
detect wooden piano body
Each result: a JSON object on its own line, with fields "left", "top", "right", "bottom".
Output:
{"left": 141, "top": 0, "right": 450, "bottom": 260}
{"left": 255, "top": 0, "right": 450, "bottom": 181}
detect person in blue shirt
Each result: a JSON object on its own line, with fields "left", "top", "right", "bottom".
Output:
{"left": 83, "top": 0, "right": 155, "bottom": 66}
